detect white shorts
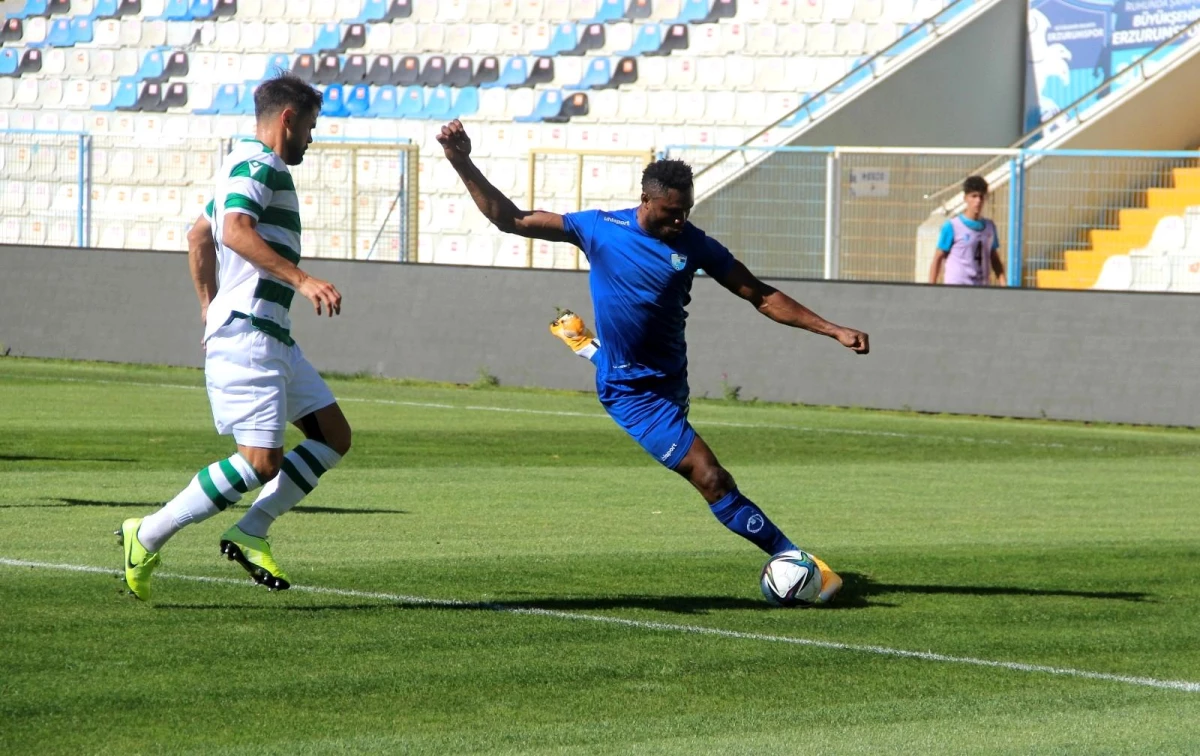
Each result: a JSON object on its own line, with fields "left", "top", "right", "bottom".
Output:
{"left": 204, "top": 318, "right": 335, "bottom": 449}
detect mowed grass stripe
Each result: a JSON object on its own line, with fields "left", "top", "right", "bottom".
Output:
{"left": 4, "top": 557, "right": 1197, "bottom": 695}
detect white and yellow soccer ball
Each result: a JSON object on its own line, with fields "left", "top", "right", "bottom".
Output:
{"left": 760, "top": 550, "right": 823, "bottom": 607}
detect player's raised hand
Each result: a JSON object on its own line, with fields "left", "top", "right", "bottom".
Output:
{"left": 437, "top": 119, "right": 472, "bottom": 163}
{"left": 298, "top": 275, "right": 342, "bottom": 317}
{"left": 835, "top": 327, "right": 869, "bottom": 354}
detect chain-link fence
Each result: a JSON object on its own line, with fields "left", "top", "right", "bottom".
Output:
{"left": 1, "top": 131, "right": 88, "bottom": 247}
{"left": 677, "top": 144, "right": 1200, "bottom": 290}
{"left": 0, "top": 130, "right": 418, "bottom": 261}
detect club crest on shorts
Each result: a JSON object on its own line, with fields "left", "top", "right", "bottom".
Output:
{"left": 670, "top": 252, "right": 687, "bottom": 271}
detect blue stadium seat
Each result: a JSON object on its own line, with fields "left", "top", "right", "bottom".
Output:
{"left": 421, "top": 86, "right": 453, "bottom": 119}
{"left": 452, "top": 86, "right": 479, "bottom": 118}
{"left": 321, "top": 83, "right": 349, "bottom": 117}
{"left": 671, "top": 0, "right": 710, "bottom": 23}
{"left": 262, "top": 54, "right": 289, "bottom": 79}
{"left": 162, "top": 0, "right": 192, "bottom": 20}
{"left": 345, "top": 83, "right": 370, "bottom": 116}
{"left": 196, "top": 83, "right": 240, "bottom": 114}
{"left": 304, "top": 23, "right": 342, "bottom": 55}
{"left": 533, "top": 23, "right": 578, "bottom": 57}
{"left": 481, "top": 57, "right": 527, "bottom": 89}
{"left": 354, "top": 0, "right": 388, "bottom": 22}
{"left": 587, "top": 0, "right": 625, "bottom": 23}
{"left": 71, "top": 17, "right": 94, "bottom": 44}
{"left": 515, "top": 89, "right": 564, "bottom": 123}
{"left": 371, "top": 85, "right": 399, "bottom": 117}
{"left": 397, "top": 86, "right": 423, "bottom": 117}
{"left": 43, "top": 18, "right": 75, "bottom": 46}
{"left": 97, "top": 79, "right": 139, "bottom": 110}
{"left": 190, "top": 0, "right": 214, "bottom": 20}
{"left": 237, "top": 82, "right": 260, "bottom": 114}
{"left": 618, "top": 24, "right": 662, "bottom": 56}
{"left": 90, "top": 0, "right": 119, "bottom": 17}
{"left": 134, "top": 50, "right": 165, "bottom": 81}
{"left": 0, "top": 50, "right": 19, "bottom": 76}
{"left": 12, "top": 0, "right": 49, "bottom": 20}
{"left": 567, "top": 58, "right": 611, "bottom": 90}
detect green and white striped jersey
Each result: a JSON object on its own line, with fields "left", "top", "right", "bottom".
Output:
{"left": 203, "top": 138, "right": 303, "bottom": 345}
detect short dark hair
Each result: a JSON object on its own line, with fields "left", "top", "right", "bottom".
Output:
{"left": 254, "top": 74, "right": 323, "bottom": 121}
{"left": 963, "top": 175, "right": 988, "bottom": 195}
{"left": 642, "top": 159, "right": 693, "bottom": 196}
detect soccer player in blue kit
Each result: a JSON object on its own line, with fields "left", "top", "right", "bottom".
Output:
{"left": 438, "top": 120, "right": 869, "bottom": 604}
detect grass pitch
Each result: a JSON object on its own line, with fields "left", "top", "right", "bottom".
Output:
{"left": 1, "top": 358, "right": 1198, "bottom": 754}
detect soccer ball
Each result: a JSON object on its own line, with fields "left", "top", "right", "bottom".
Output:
{"left": 760, "top": 550, "right": 823, "bottom": 607}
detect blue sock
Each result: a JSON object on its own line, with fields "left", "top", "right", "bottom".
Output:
{"left": 708, "top": 488, "right": 796, "bottom": 556}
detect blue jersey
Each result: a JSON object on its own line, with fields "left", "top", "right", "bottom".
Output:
{"left": 562, "top": 207, "right": 735, "bottom": 382}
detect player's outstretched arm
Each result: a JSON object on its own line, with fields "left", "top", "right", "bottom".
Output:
{"left": 187, "top": 213, "right": 218, "bottom": 325}
{"left": 713, "top": 260, "right": 869, "bottom": 354}
{"left": 223, "top": 213, "right": 342, "bottom": 317}
{"left": 437, "top": 119, "right": 573, "bottom": 243}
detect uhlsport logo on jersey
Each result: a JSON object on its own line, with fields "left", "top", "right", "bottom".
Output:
{"left": 670, "top": 253, "right": 687, "bottom": 271}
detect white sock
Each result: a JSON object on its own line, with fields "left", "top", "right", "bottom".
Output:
{"left": 237, "top": 440, "right": 342, "bottom": 538}
{"left": 138, "top": 454, "right": 261, "bottom": 552}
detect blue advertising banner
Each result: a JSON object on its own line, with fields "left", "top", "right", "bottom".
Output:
{"left": 1025, "top": 0, "right": 1200, "bottom": 132}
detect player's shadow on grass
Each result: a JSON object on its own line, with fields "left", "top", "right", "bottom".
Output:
{"left": 0, "top": 454, "right": 135, "bottom": 463}
{"left": 834, "top": 572, "right": 1150, "bottom": 606}
{"left": 0, "top": 498, "right": 408, "bottom": 515}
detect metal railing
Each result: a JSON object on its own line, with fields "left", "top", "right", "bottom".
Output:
{"left": 674, "top": 0, "right": 994, "bottom": 186}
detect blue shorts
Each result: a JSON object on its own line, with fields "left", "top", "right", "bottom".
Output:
{"left": 596, "top": 374, "right": 696, "bottom": 470}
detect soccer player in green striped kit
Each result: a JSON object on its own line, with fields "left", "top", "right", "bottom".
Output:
{"left": 118, "top": 75, "right": 352, "bottom": 600}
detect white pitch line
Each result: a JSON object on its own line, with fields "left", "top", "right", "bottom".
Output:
{"left": 3, "top": 557, "right": 1197, "bottom": 694}
{"left": 12, "top": 374, "right": 1113, "bottom": 451}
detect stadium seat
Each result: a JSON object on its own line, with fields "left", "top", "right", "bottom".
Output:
{"left": 290, "top": 54, "right": 316, "bottom": 82}
{"left": 385, "top": 0, "right": 412, "bottom": 19}
{"left": 445, "top": 55, "right": 474, "bottom": 87}
{"left": 213, "top": 0, "right": 236, "bottom": 16}
{"left": 342, "top": 23, "right": 366, "bottom": 50}
{"left": 524, "top": 56, "right": 555, "bottom": 86}
{"left": 625, "top": 0, "right": 650, "bottom": 19}
{"left": 482, "top": 56, "right": 526, "bottom": 89}
{"left": 162, "top": 81, "right": 188, "bottom": 108}
{"left": 452, "top": 86, "right": 479, "bottom": 117}
{"left": 160, "top": 0, "right": 191, "bottom": 20}
{"left": 587, "top": 0, "right": 623, "bottom": 23}
{"left": 339, "top": 53, "right": 366, "bottom": 83}
{"left": 303, "top": 22, "right": 341, "bottom": 54}
{"left": 190, "top": 0, "right": 214, "bottom": 19}
{"left": 0, "top": 50, "right": 18, "bottom": 76}
{"left": 313, "top": 54, "right": 340, "bottom": 84}
{"left": 420, "top": 55, "right": 447, "bottom": 86}
{"left": 321, "top": 83, "right": 348, "bottom": 116}
{"left": 196, "top": 82, "right": 239, "bottom": 113}
{"left": 354, "top": 0, "right": 388, "bottom": 21}
{"left": 97, "top": 79, "right": 138, "bottom": 110}
{"left": 345, "top": 83, "right": 370, "bottom": 116}
{"left": 569, "top": 57, "right": 611, "bottom": 89}
{"left": 671, "top": 0, "right": 709, "bottom": 23}
{"left": 1, "top": 18, "right": 22, "bottom": 43}
{"left": 515, "top": 89, "right": 563, "bottom": 122}
{"left": 0, "top": 218, "right": 21, "bottom": 246}
{"left": 533, "top": 21, "right": 577, "bottom": 56}
{"left": 370, "top": 84, "right": 399, "bottom": 116}
{"left": 619, "top": 23, "right": 661, "bottom": 56}
{"left": 12, "top": 0, "right": 50, "bottom": 19}
{"left": 393, "top": 54, "right": 420, "bottom": 86}
{"left": 41, "top": 17, "right": 75, "bottom": 46}
{"left": 133, "top": 50, "right": 165, "bottom": 82}
{"left": 420, "top": 85, "right": 453, "bottom": 119}
{"left": 397, "top": 85, "right": 424, "bottom": 117}
{"left": 117, "top": 0, "right": 143, "bottom": 18}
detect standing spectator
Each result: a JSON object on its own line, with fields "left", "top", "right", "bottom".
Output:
{"left": 930, "top": 175, "right": 1005, "bottom": 286}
